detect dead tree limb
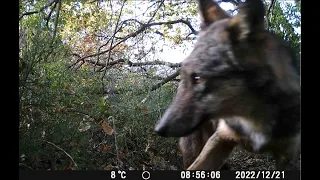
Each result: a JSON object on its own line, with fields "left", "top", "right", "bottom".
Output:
{"left": 85, "top": 58, "right": 181, "bottom": 69}
{"left": 151, "top": 70, "right": 180, "bottom": 91}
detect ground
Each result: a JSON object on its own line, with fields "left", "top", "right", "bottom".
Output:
{"left": 160, "top": 145, "right": 301, "bottom": 170}
{"left": 226, "top": 147, "right": 301, "bottom": 170}
{"left": 19, "top": 132, "right": 301, "bottom": 171}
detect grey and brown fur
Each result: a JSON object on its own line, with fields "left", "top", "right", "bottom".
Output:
{"left": 155, "top": 0, "right": 300, "bottom": 170}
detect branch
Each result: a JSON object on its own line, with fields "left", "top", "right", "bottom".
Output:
{"left": 101, "top": 0, "right": 127, "bottom": 78}
{"left": 110, "top": 116, "right": 122, "bottom": 168}
{"left": 69, "top": 19, "right": 196, "bottom": 68}
{"left": 149, "top": 19, "right": 197, "bottom": 35}
{"left": 43, "top": 140, "right": 78, "bottom": 168}
{"left": 171, "top": 0, "right": 187, "bottom": 7}
{"left": 96, "top": 0, "right": 162, "bottom": 69}
{"left": 266, "top": 0, "right": 276, "bottom": 31}
{"left": 145, "top": 73, "right": 180, "bottom": 82}
{"left": 19, "top": 0, "right": 58, "bottom": 21}
{"left": 19, "top": 163, "right": 33, "bottom": 170}
{"left": 87, "top": 58, "right": 126, "bottom": 67}
{"left": 46, "top": 0, "right": 59, "bottom": 28}
{"left": 142, "top": 0, "right": 161, "bottom": 17}
{"left": 128, "top": 60, "right": 181, "bottom": 68}
{"left": 147, "top": 0, "right": 165, "bottom": 24}
{"left": 52, "top": 0, "right": 62, "bottom": 42}
{"left": 96, "top": 19, "right": 141, "bottom": 55}
{"left": 85, "top": 58, "right": 181, "bottom": 69}
{"left": 151, "top": 70, "right": 180, "bottom": 91}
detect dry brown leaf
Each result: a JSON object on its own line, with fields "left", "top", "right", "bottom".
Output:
{"left": 103, "top": 145, "right": 111, "bottom": 152}
{"left": 68, "top": 141, "right": 78, "bottom": 147}
{"left": 103, "top": 164, "right": 117, "bottom": 170}
{"left": 64, "top": 162, "right": 73, "bottom": 170}
{"left": 101, "top": 121, "right": 114, "bottom": 135}
{"left": 65, "top": 84, "right": 71, "bottom": 90}
{"left": 135, "top": 106, "right": 149, "bottom": 115}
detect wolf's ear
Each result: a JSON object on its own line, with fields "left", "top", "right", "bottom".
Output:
{"left": 228, "top": 0, "right": 265, "bottom": 41}
{"left": 198, "top": 0, "right": 230, "bottom": 28}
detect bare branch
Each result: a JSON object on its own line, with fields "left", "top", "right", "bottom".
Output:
{"left": 142, "top": 0, "right": 161, "bottom": 16}
{"left": 145, "top": 72, "right": 180, "bottom": 82}
{"left": 19, "top": 0, "right": 58, "bottom": 21}
{"left": 151, "top": 70, "right": 180, "bottom": 91}
{"left": 19, "top": 163, "right": 33, "bottom": 170}
{"left": 43, "top": 140, "right": 78, "bottom": 168}
{"left": 171, "top": 0, "right": 187, "bottom": 7}
{"left": 96, "top": 18, "right": 143, "bottom": 53}
{"left": 147, "top": 0, "right": 165, "bottom": 24}
{"left": 110, "top": 116, "right": 122, "bottom": 168}
{"left": 128, "top": 60, "right": 181, "bottom": 68}
{"left": 96, "top": 0, "right": 163, "bottom": 69}
{"left": 85, "top": 58, "right": 181, "bottom": 69}
{"left": 101, "top": 0, "right": 127, "bottom": 77}
{"left": 69, "top": 19, "right": 196, "bottom": 69}
{"left": 87, "top": 58, "right": 126, "bottom": 67}
{"left": 149, "top": 19, "right": 197, "bottom": 35}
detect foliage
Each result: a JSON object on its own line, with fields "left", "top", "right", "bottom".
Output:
{"left": 267, "top": 0, "right": 301, "bottom": 71}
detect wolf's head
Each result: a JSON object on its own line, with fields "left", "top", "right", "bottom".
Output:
{"left": 155, "top": 0, "right": 300, "bottom": 137}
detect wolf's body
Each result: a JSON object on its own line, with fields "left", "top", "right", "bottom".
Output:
{"left": 155, "top": 0, "right": 300, "bottom": 170}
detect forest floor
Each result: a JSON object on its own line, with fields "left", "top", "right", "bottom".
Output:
{"left": 226, "top": 147, "right": 301, "bottom": 170}
{"left": 19, "top": 122, "right": 300, "bottom": 171}
{"left": 156, "top": 146, "right": 301, "bottom": 170}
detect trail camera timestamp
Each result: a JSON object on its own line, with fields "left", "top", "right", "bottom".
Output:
{"left": 181, "top": 171, "right": 221, "bottom": 179}
{"left": 235, "top": 171, "right": 285, "bottom": 179}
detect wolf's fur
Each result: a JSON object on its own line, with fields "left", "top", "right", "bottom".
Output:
{"left": 155, "top": 0, "right": 300, "bottom": 170}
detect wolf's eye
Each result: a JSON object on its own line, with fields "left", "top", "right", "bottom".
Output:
{"left": 193, "top": 75, "right": 203, "bottom": 84}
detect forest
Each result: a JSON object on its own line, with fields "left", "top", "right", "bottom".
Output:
{"left": 19, "top": 0, "right": 300, "bottom": 170}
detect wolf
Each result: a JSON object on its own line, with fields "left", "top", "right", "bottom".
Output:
{"left": 155, "top": 0, "right": 300, "bottom": 170}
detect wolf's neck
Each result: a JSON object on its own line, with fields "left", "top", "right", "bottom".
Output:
{"left": 267, "top": 93, "right": 300, "bottom": 138}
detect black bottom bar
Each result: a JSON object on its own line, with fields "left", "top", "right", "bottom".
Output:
{"left": 19, "top": 170, "right": 300, "bottom": 180}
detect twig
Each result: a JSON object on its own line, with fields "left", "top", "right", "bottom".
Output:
{"left": 110, "top": 116, "right": 122, "bottom": 168}
{"left": 93, "top": 140, "right": 108, "bottom": 149}
{"left": 85, "top": 58, "right": 180, "bottom": 69}
{"left": 19, "top": 0, "right": 58, "bottom": 21}
{"left": 19, "top": 163, "right": 33, "bottom": 170}
{"left": 52, "top": 0, "right": 62, "bottom": 42}
{"left": 147, "top": 0, "right": 165, "bottom": 24}
{"left": 101, "top": 0, "right": 127, "bottom": 78}
{"left": 142, "top": 0, "right": 160, "bottom": 17}
{"left": 43, "top": 140, "right": 78, "bottom": 168}
{"left": 151, "top": 70, "right": 180, "bottom": 91}
{"left": 266, "top": 0, "right": 276, "bottom": 31}
{"left": 68, "top": 19, "right": 196, "bottom": 69}
{"left": 45, "top": 1, "right": 59, "bottom": 28}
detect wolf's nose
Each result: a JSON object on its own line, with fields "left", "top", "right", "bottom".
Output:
{"left": 155, "top": 123, "right": 168, "bottom": 137}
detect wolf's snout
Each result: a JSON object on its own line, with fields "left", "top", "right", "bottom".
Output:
{"left": 155, "top": 122, "right": 169, "bottom": 137}
{"left": 155, "top": 108, "right": 174, "bottom": 137}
